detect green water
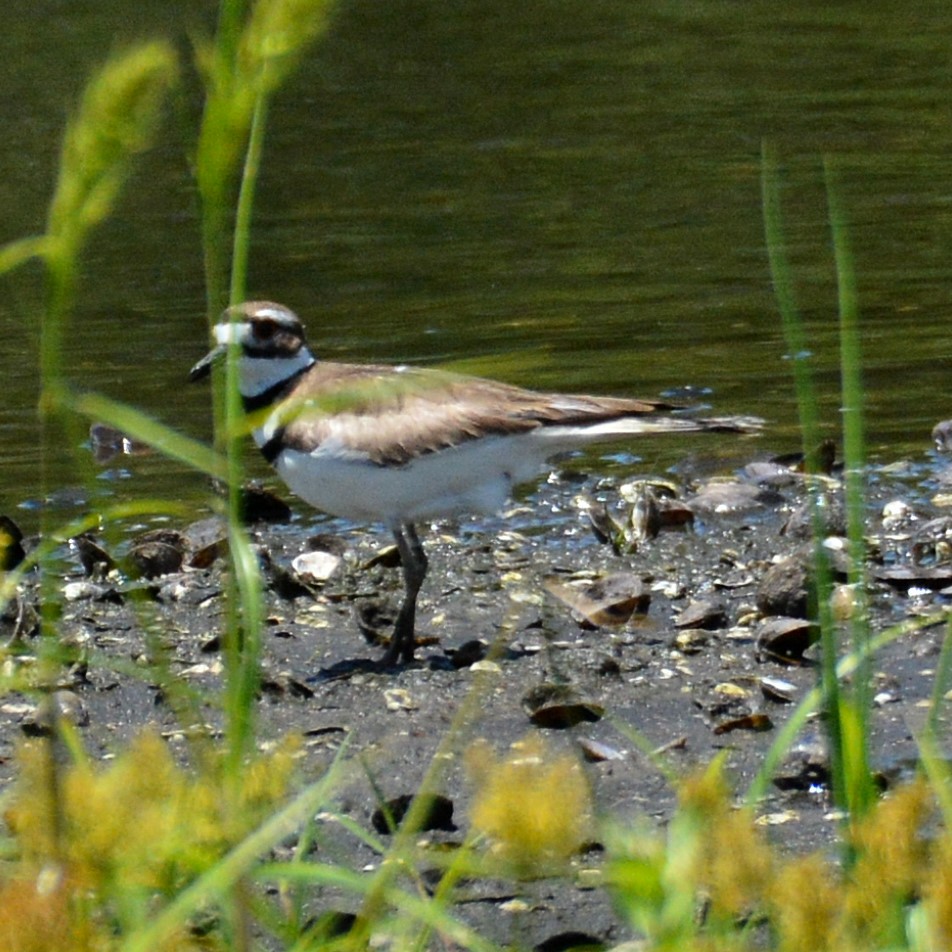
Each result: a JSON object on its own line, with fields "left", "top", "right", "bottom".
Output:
{"left": 2, "top": 0, "right": 950, "bottom": 527}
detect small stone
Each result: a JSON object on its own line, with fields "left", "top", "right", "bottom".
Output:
{"left": 781, "top": 494, "right": 847, "bottom": 539}
{"left": 128, "top": 530, "right": 185, "bottom": 579}
{"left": 291, "top": 550, "right": 343, "bottom": 584}
{"left": 673, "top": 629, "right": 711, "bottom": 654}
{"left": 469, "top": 659, "right": 502, "bottom": 675}
{"left": 882, "top": 499, "right": 914, "bottom": 528}
{"left": 933, "top": 419, "right": 952, "bottom": 452}
{"left": 500, "top": 899, "right": 531, "bottom": 914}
{"left": 757, "top": 555, "right": 813, "bottom": 619}
{"left": 756, "top": 810, "right": 800, "bottom": 826}
{"left": 714, "top": 682, "right": 749, "bottom": 698}
{"left": 384, "top": 688, "right": 417, "bottom": 712}
{"left": 830, "top": 584, "right": 858, "bottom": 622}
{"left": 63, "top": 581, "right": 105, "bottom": 601}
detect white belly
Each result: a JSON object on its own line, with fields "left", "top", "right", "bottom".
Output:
{"left": 272, "top": 433, "right": 555, "bottom": 526}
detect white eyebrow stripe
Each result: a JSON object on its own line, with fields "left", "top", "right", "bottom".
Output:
{"left": 214, "top": 321, "right": 250, "bottom": 345}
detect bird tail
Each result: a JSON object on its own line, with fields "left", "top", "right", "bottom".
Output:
{"left": 568, "top": 414, "right": 763, "bottom": 441}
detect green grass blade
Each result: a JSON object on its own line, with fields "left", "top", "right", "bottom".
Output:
{"left": 0, "top": 236, "right": 50, "bottom": 276}
{"left": 825, "top": 155, "right": 874, "bottom": 819}
{"left": 761, "top": 141, "right": 846, "bottom": 813}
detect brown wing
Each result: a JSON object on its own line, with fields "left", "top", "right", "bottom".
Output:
{"left": 271, "top": 361, "right": 676, "bottom": 466}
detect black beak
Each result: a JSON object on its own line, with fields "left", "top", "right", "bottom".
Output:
{"left": 189, "top": 344, "right": 226, "bottom": 382}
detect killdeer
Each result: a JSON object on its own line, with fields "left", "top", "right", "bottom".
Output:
{"left": 191, "top": 301, "right": 760, "bottom": 665}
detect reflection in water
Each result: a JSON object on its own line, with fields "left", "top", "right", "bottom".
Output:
{"left": 1, "top": 1, "right": 950, "bottom": 520}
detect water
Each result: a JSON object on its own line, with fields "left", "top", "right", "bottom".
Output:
{"left": 2, "top": 0, "right": 950, "bottom": 532}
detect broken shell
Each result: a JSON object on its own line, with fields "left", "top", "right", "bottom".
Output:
{"left": 756, "top": 617, "right": 819, "bottom": 664}
{"left": 674, "top": 598, "right": 728, "bottom": 630}
{"left": 189, "top": 538, "right": 227, "bottom": 569}
{"left": 181, "top": 518, "right": 228, "bottom": 568}
{"left": 259, "top": 549, "right": 312, "bottom": 600}
{"left": 529, "top": 702, "right": 605, "bottom": 729}
{"left": 363, "top": 544, "right": 402, "bottom": 570}
{"left": 628, "top": 487, "right": 662, "bottom": 544}
{"left": 713, "top": 712, "right": 773, "bottom": 735}
{"left": 384, "top": 688, "right": 418, "bottom": 712}
{"left": 657, "top": 499, "right": 695, "bottom": 530}
{"left": 875, "top": 565, "right": 952, "bottom": 591}
{"left": 740, "top": 460, "right": 800, "bottom": 488}
{"left": 544, "top": 573, "right": 649, "bottom": 628}
{"left": 523, "top": 683, "right": 604, "bottom": 729}
{"left": 577, "top": 738, "right": 624, "bottom": 762}
{"left": 70, "top": 533, "right": 115, "bottom": 577}
{"left": 63, "top": 580, "right": 111, "bottom": 602}
{"left": 469, "top": 659, "right": 502, "bottom": 675}
{"left": 618, "top": 478, "right": 680, "bottom": 503}
{"left": 714, "top": 681, "right": 750, "bottom": 698}
{"left": 582, "top": 499, "right": 624, "bottom": 548}
{"left": 371, "top": 793, "right": 456, "bottom": 834}
{"left": 760, "top": 676, "right": 797, "bottom": 703}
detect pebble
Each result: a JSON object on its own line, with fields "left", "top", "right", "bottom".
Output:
{"left": 757, "top": 554, "right": 813, "bottom": 619}
{"left": 291, "top": 550, "right": 343, "bottom": 584}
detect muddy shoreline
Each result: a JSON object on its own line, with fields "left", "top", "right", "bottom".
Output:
{"left": 1, "top": 442, "right": 950, "bottom": 948}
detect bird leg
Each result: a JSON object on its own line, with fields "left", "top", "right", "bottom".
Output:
{"left": 382, "top": 522, "right": 428, "bottom": 665}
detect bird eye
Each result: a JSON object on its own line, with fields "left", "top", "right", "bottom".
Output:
{"left": 255, "top": 319, "right": 277, "bottom": 340}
